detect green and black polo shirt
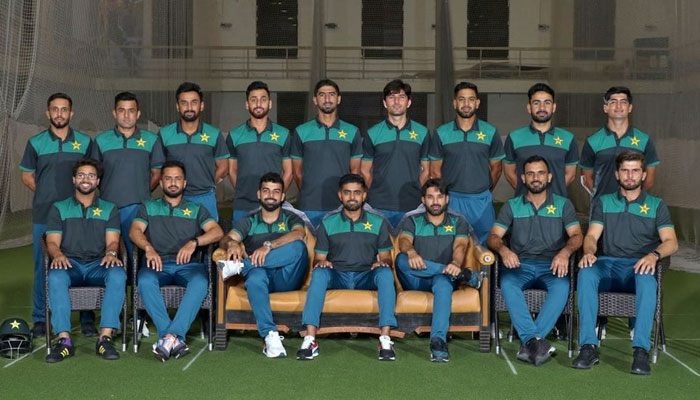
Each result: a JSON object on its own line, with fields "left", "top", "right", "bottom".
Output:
{"left": 134, "top": 198, "right": 215, "bottom": 260}
{"left": 363, "top": 119, "right": 430, "bottom": 211}
{"left": 290, "top": 118, "right": 363, "bottom": 210}
{"left": 232, "top": 208, "right": 304, "bottom": 254}
{"left": 315, "top": 209, "right": 393, "bottom": 272}
{"left": 46, "top": 196, "right": 120, "bottom": 261}
{"left": 159, "top": 121, "right": 229, "bottom": 195}
{"left": 430, "top": 119, "right": 505, "bottom": 194}
{"left": 398, "top": 211, "right": 471, "bottom": 265}
{"left": 494, "top": 191, "right": 580, "bottom": 261}
{"left": 580, "top": 126, "right": 660, "bottom": 199}
{"left": 590, "top": 191, "right": 673, "bottom": 259}
{"left": 95, "top": 127, "right": 165, "bottom": 208}
{"left": 504, "top": 125, "right": 579, "bottom": 197}
{"left": 227, "top": 120, "right": 291, "bottom": 211}
{"left": 19, "top": 128, "right": 94, "bottom": 224}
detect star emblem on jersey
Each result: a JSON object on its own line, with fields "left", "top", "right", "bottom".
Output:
{"left": 363, "top": 221, "right": 373, "bottom": 230}
{"left": 136, "top": 138, "right": 146, "bottom": 147}
{"left": 444, "top": 225, "right": 454, "bottom": 232}
{"left": 71, "top": 140, "right": 81, "bottom": 150}
{"left": 182, "top": 208, "right": 192, "bottom": 217}
{"left": 554, "top": 136, "right": 563, "bottom": 145}
{"left": 92, "top": 207, "right": 102, "bottom": 217}
{"left": 199, "top": 133, "right": 210, "bottom": 142}
{"left": 546, "top": 204, "right": 557, "bottom": 214}
{"left": 10, "top": 320, "right": 20, "bottom": 329}
{"left": 630, "top": 136, "right": 640, "bottom": 146}
{"left": 639, "top": 203, "right": 650, "bottom": 214}
{"left": 409, "top": 130, "right": 418, "bottom": 140}
{"left": 476, "top": 132, "right": 486, "bottom": 141}
{"left": 277, "top": 222, "right": 286, "bottom": 231}
{"left": 338, "top": 130, "right": 347, "bottom": 138}
{"left": 270, "top": 132, "right": 279, "bottom": 141}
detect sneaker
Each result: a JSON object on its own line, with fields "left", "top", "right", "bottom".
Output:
{"left": 46, "top": 338, "right": 74, "bottom": 363}
{"left": 631, "top": 347, "right": 651, "bottom": 375}
{"left": 531, "top": 338, "right": 555, "bottom": 366}
{"left": 81, "top": 322, "right": 98, "bottom": 337}
{"left": 171, "top": 338, "right": 190, "bottom": 359}
{"left": 218, "top": 260, "right": 244, "bottom": 280}
{"left": 571, "top": 344, "right": 599, "bottom": 369}
{"left": 453, "top": 269, "right": 484, "bottom": 289}
{"left": 31, "top": 322, "right": 46, "bottom": 338}
{"left": 378, "top": 335, "right": 396, "bottom": 361}
{"left": 95, "top": 336, "right": 120, "bottom": 360}
{"left": 153, "top": 336, "right": 175, "bottom": 362}
{"left": 429, "top": 337, "right": 449, "bottom": 363}
{"left": 263, "top": 331, "right": 287, "bottom": 358}
{"left": 296, "top": 335, "right": 319, "bottom": 360}
{"left": 516, "top": 344, "right": 532, "bottom": 363}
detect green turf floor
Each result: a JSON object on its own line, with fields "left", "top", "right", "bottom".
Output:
{"left": 1, "top": 245, "right": 699, "bottom": 399}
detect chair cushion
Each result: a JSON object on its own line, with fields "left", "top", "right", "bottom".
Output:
{"left": 395, "top": 287, "right": 481, "bottom": 313}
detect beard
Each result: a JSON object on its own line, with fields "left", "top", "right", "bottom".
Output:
{"left": 248, "top": 107, "right": 269, "bottom": 119}
{"left": 525, "top": 180, "right": 548, "bottom": 194}
{"left": 163, "top": 186, "right": 184, "bottom": 198}
{"left": 531, "top": 111, "right": 552, "bottom": 123}
{"left": 317, "top": 103, "right": 336, "bottom": 115}
{"left": 342, "top": 200, "right": 362, "bottom": 212}
{"left": 76, "top": 184, "right": 97, "bottom": 195}
{"left": 180, "top": 110, "right": 200, "bottom": 122}
{"left": 50, "top": 117, "right": 70, "bottom": 129}
{"left": 426, "top": 203, "right": 447, "bottom": 216}
{"left": 260, "top": 198, "right": 282, "bottom": 212}
{"left": 456, "top": 108, "right": 476, "bottom": 119}
{"left": 619, "top": 179, "right": 642, "bottom": 191}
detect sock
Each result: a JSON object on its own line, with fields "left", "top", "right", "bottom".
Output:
{"left": 61, "top": 337, "right": 73, "bottom": 347}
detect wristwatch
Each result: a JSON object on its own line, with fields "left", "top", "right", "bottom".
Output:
{"left": 652, "top": 250, "right": 661, "bottom": 260}
{"left": 193, "top": 237, "right": 200, "bottom": 247}
{"left": 263, "top": 241, "right": 273, "bottom": 250}
{"left": 106, "top": 250, "right": 117, "bottom": 258}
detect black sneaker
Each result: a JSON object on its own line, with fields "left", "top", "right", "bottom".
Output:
{"left": 296, "top": 336, "right": 319, "bottom": 360}
{"left": 631, "top": 347, "right": 651, "bottom": 375}
{"left": 81, "top": 322, "right": 98, "bottom": 337}
{"left": 95, "top": 336, "right": 120, "bottom": 360}
{"left": 532, "top": 338, "right": 555, "bottom": 366}
{"left": 46, "top": 338, "right": 75, "bottom": 363}
{"left": 378, "top": 335, "right": 396, "bottom": 361}
{"left": 152, "top": 336, "right": 175, "bottom": 362}
{"left": 31, "top": 322, "right": 46, "bottom": 338}
{"left": 571, "top": 344, "right": 599, "bottom": 369}
{"left": 516, "top": 344, "right": 532, "bottom": 363}
{"left": 171, "top": 338, "right": 190, "bottom": 359}
{"left": 454, "top": 269, "right": 484, "bottom": 289}
{"left": 429, "top": 337, "right": 449, "bottom": 363}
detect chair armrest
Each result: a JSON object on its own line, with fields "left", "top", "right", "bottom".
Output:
{"left": 473, "top": 245, "right": 495, "bottom": 266}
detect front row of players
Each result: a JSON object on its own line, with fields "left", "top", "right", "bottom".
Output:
{"left": 45, "top": 151, "right": 677, "bottom": 375}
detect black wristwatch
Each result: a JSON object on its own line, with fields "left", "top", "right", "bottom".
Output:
{"left": 652, "top": 250, "right": 661, "bottom": 260}
{"left": 193, "top": 237, "right": 200, "bottom": 247}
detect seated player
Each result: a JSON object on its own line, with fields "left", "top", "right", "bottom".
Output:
{"left": 297, "top": 174, "right": 397, "bottom": 361}
{"left": 130, "top": 160, "right": 223, "bottom": 362}
{"left": 396, "top": 178, "right": 483, "bottom": 362}
{"left": 45, "top": 158, "right": 126, "bottom": 363}
{"left": 219, "top": 172, "right": 308, "bottom": 358}
{"left": 487, "top": 155, "right": 582, "bottom": 366}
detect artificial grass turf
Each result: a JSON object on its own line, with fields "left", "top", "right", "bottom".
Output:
{"left": 1, "top": 245, "right": 699, "bottom": 399}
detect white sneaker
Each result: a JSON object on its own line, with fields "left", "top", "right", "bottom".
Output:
{"left": 263, "top": 331, "right": 287, "bottom": 358}
{"left": 378, "top": 335, "right": 396, "bottom": 361}
{"left": 218, "top": 260, "right": 244, "bottom": 280}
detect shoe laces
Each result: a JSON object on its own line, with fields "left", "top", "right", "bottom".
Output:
{"left": 301, "top": 335, "right": 315, "bottom": 349}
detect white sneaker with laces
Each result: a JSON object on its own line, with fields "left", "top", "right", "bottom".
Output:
{"left": 263, "top": 331, "right": 287, "bottom": 358}
{"left": 218, "top": 260, "right": 244, "bottom": 280}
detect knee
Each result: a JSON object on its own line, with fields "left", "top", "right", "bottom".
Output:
{"left": 635, "top": 273, "right": 658, "bottom": 292}
{"left": 106, "top": 267, "right": 127, "bottom": 286}
{"left": 500, "top": 274, "right": 519, "bottom": 292}
{"left": 432, "top": 275, "right": 453, "bottom": 294}
{"left": 395, "top": 253, "right": 409, "bottom": 270}
{"left": 288, "top": 240, "right": 307, "bottom": 255}
{"left": 48, "top": 269, "right": 69, "bottom": 287}
{"left": 244, "top": 268, "right": 267, "bottom": 290}
{"left": 137, "top": 269, "right": 159, "bottom": 291}
{"left": 577, "top": 267, "right": 599, "bottom": 289}
{"left": 550, "top": 277, "right": 570, "bottom": 294}
{"left": 187, "top": 274, "right": 208, "bottom": 293}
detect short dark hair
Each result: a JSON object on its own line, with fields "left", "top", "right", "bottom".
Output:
{"left": 383, "top": 79, "right": 411, "bottom": 100}
{"left": 114, "top": 91, "right": 139, "bottom": 109}
{"left": 161, "top": 159, "right": 187, "bottom": 178}
{"left": 246, "top": 81, "right": 270, "bottom": 98}
{"left": 259, "top": 172, "right": 284, "bottom": 191}
{"left": 72, "top": 158, "right": 102, "bottom": 178}
{"left": 523, "top": 155, "right": 550, "bottom": 172}
{"left": 176, "top": 82, "right": 203, "bottom": 101}
{"left": 454, "top": 81, "right": 479, "bottom": 98}
{"left": 421, "top": 178, "right": 448, "bottom": 196}
{"left": 615, "top": 150, "right": 645, "bottom": 170}
{"left": 527, "top": 83, "right": 555, "bottom": 101}
{"left": 314, "top": 79, "right": 340, "bottom": 96}
{"left": 47, "top": 93, "right": 72, "bottom": 108}
{"left": 604, "top": 86, "right": 633, "bottom": 104}
{"left": 338, "top": 173, "right": 366, "bottom": 190}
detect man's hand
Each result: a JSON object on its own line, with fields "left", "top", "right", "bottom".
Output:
{"left": 50, "top": 254, "right": 71, "bottom": 269}
{"left": 634, "top": 254, "right": 658, "bottom": 275}
{"left": 314, "top": 260, "right": 334, "bottom": 269}
{"left": 176, "top": 240, "right": 197, "bottom": 265}
{"left": 407, "top": 250, "right": 426, "bottom": 270}
{"left": 442, "top": 262, "right": 461, "bottom": 277}
{"left": 371, "top": 259, "right": 389, "bottom": 270}
{"left": 145, "top": 247, "right": 163, "bottom": 271}
{"left": 250, "top": 246, "right": 271, "bottom": 267}
{"left": 550, "top": 253, "right": 569, "bottom": 277}
{"left": 499, "top": 248, "right": 520, "bottom": 269}
{"left": 226, "top": 242, "right": 247, "bottom": 262}
{"left": 100, "top": 253, "right": 123, "bottom": 268}
{"left": 578, "top": 253, "right": 597, "bottom": 268}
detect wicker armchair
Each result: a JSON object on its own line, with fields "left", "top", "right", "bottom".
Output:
{"left": 132, "top": 245, "right": 214, "bottom": 352}
{"left": 42, "top": 236, "right": 129, "bottom": 353}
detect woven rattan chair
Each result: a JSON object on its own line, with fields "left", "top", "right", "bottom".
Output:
{"left": 493, "top": 255, "right": 576, "bottom": 358}
{"left": 42, "top": 236, "right": 129, "bottom": 353}
{"left": 132, "top": 245, "right": 213, "bottom": 352}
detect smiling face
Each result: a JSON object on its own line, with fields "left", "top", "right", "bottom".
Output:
{"left": 383, "top": 89, "right": 411, "bottom": 117}
{"left": 246, "top": 88, "right": 271, "bottom": 120}
{"left": 73, "top": 164, "right": 99, "bottom": 195}
{"left": 338, "top": 182, "right": 366, "bottom": 212}
{"left": 527, "top": 91, "right": 556, "bottom": 123}
{"left": 421, "top": 186, "right": 448, "bottom": 217}
{"left": 257, "top": 180, "right": 285, "bottom": 211}
{"left": 604, "top": 93, "right": 633, "bottom": 121}
{"left": 176, "top": 91, "right": 204, "bottom": 123}
{"left": 453, "top": 88, "right": 480, "bottom": 119}
{"left": 521, "top": 160, "right": 552, "bottom": 194}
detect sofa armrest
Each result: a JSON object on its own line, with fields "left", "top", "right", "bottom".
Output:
{"left": 473, "top": 245, "right": 495, "bottom": 267}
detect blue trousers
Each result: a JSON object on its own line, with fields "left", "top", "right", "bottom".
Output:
{"left": 374, "top": 208, "right": 405, "bottom": 229}
{"left": 32, "top": 224, "right": 47, "bottom": 323}
{"left": 395, "top": 253, "right": 456, "bottom": 341}
{"left": 302, "top": 210, "right": 329, "bottom": 228}
{"left": 448, "top": 189, "right": 494, "bottom": 245}
{"left": 302, "top": 266, "right": 397, "bottom": 328}
{"left": 184, "top": 190, "right": 218, "bottom": 222}
{"left": 242, "top": 241, "right": 308, "bottom": 337}
{"left": 577, "top": 256, "right": 657, "bottom": 351}
{"left": 500, "top": 259, "right": 569, "bottom": 345}
{"left": 118, "top": 204, "right": 140, "bottom": 260}
{"left": 48, "top": 259, "right": 126, "bottom": 334}
{"left": 138, "top": 261, "right": 208, "bottom": 340}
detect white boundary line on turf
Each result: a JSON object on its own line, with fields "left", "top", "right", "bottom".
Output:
{"left": 500, "top": 348, "right": 518, "bottom": 375}
{"left": 663, "top": 350, "right": 700, "bottom": 377}
{"left": 3, "top": 344, "right": 46, "bottom": 368}
{"left": 182, "top": 344, "right": 208, "bottom": 371}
